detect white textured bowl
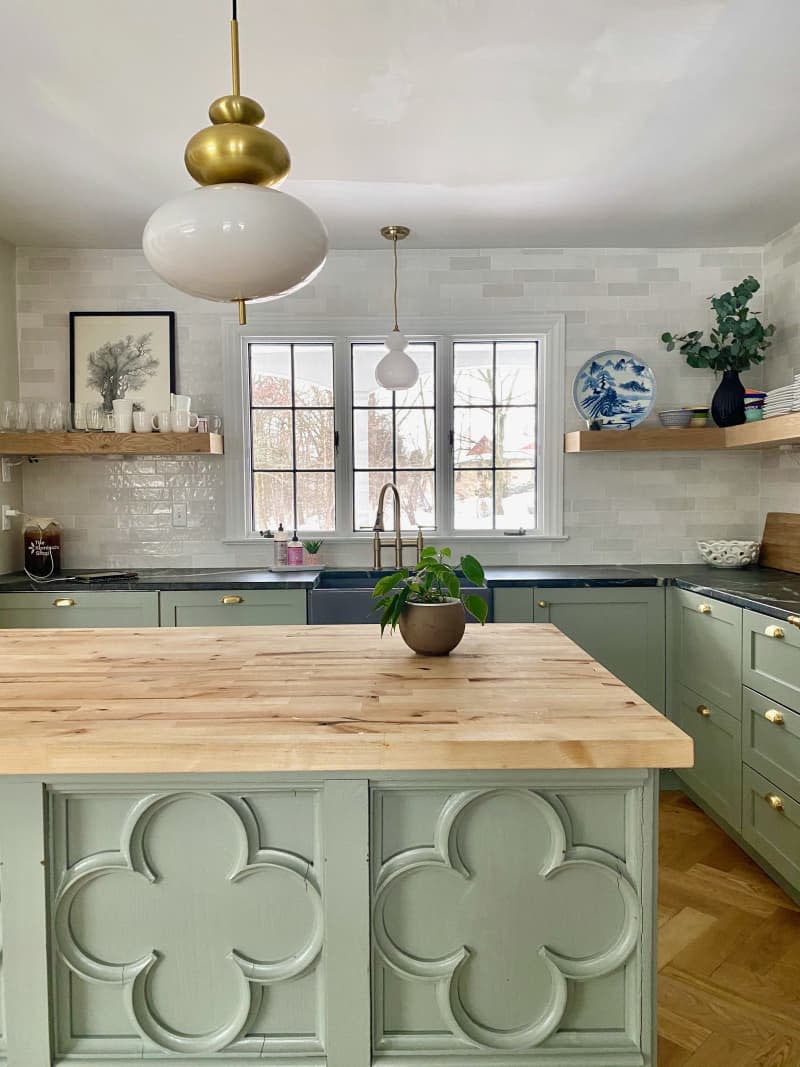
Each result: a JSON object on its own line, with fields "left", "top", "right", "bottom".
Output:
{"left": 697, "top": 540, "right": 760, "bottom": 568}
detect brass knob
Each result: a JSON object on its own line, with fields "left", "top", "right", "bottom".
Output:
{"left": 765, "top": 793, "right": 785, "bottom": 812}
{"left": 765, "top": 625, "right": 785, "bottom": 639}
{"left": 221, "top": 595, "right": 244, "bottom": 605}
{"left": 538, "top": 600, "right": 548, "bottom": 608}
{"left": 765, "top": 708, "right": 785, "bottom": 725}
{"left": 788, "top": 615, "right": 800, "bottom": 629}
{"left": 698, "top": 604, "right": 712, "bottom": 614}
{"left": 53, "top": 598, "right": 75, "bottom": 608}
{"left": 696, "top": 704, "right": 711, "bottom": 717}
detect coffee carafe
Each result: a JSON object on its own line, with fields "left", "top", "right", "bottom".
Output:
{"left": 23, "top": 517, "right": 62, "bottom": 578}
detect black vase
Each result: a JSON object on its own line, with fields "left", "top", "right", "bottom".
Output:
{"left": 711, "top": 370, "right": 746, "bottom": 427}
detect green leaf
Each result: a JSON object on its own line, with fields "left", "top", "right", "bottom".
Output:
{"left": 460, "top": 554, "right": 485, "bottom": 587}
{"left": 444, "top": 570, "right": 460, "bottom": 598}
{"left": 441, "top": 547, "right": 452, "bottom": 557}
{"left": 661, "top": 332, "right": 673, "bottom": 343}
{"left": 372, "top": 569, "right": 408, "bottom": 598}
{"left": 462, "top": 594, "right": 488, "bottom": 625}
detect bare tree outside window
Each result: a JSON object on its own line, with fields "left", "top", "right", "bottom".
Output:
{"left": 86, "top": 333, "right": 159, "bottom": 411}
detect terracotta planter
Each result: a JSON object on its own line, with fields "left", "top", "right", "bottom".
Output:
{"left": 398, "top": 598, "right": 466, "bottom": 656}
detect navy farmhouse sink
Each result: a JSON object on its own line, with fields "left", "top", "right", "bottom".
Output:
{"left": 307, "top": 570, "right": 493, "bottom": 625}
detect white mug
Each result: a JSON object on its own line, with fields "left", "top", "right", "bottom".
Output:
{"left": 112, "top": 398, "right": 134, "bottom": 433}
{"left": 152, "top": 410, "right": 171, "bottom": 432}
{"left": 170, "top": 410, "right": 199, "bottom": 432}
{"left": 133, "top": 411, "right": 154, "bottom": 433}
{"left": 170, "top": 393, "right": 191, "bottom": 412}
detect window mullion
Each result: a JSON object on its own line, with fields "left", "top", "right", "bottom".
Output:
{"left": 438, "top": 335, "right": 455, "bottom": 537}
{"left": 334, "top": 338, "right": 353, "bottom": 539}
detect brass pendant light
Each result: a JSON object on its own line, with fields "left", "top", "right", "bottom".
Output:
{"left": 375, "top": 225, "right": 419, "bottom": 390}
{"left": 143, "top": 0, "right": 328, "bottom": 325}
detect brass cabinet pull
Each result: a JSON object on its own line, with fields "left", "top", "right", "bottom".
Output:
{"left": 696, "top": 704, "right": 711, "bottom": 717}
{"left": 765, "top": 625, "right": 785, "bottom": 640}
{"left": 221, "top": 595, "right": 244, "bottom": 605}
{"left": 697, "top": 603, "right": 712, "bottom": 614}
{"left": 765, "top": 793, "right": 785, "bottom": 812}
{"left": 537, "top": 600, "right": 548, "bottom": 608}
{"left": 765, "top": 708, "right": 785, "bottom": 725}
{"left": 788, "top": 615, "right": 800, "bottom": 629}
{"left": 53, "top": 598, "right": 75, "bottom": 608}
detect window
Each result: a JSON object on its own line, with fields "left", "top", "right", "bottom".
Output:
{"left": 351, "top": 341, "right": 436, "bottom": 531}
{"left": 249, "top": 342, "right": 335, "bottom": 533}
{"left": 226, "top": 315, "right": 564, "bottom": 541}
{"left": 452, "top": 340, "right": 538, "bottom": 530}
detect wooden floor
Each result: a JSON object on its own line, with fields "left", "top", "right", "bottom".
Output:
{"left": 658, "top": 791, "right": 800, "bottom": 1067}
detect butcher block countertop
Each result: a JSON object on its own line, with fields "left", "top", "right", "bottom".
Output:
{"left": 0, "top": 624, "right": 693, "bottom": 775}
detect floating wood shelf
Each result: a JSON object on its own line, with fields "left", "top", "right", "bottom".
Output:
{"left": 565, "top": 413, "right": 800, "bottom": 453}
{"left": 0, "top": 432, "right": 223, "bottom": 456}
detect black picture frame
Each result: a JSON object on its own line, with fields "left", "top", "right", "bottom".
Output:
{"left": 69, "top": 311, "right": 176, "bottom": 413}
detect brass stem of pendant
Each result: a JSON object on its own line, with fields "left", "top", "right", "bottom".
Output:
{"left": 238, "top": 299, "right": 247, "bottom": 326}
{"left": 230, "top": 18, "right": 241, "bottom": 97}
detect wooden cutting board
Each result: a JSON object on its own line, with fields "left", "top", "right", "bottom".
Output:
{"left": 760, "top": 512, "right": 800, "bottom": 573}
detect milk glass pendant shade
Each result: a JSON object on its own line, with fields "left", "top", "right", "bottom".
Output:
{"left": 143, "top": 185, "right": 327, "bottom": 303}
{"left": 375, "top": 225, "right": 419, "bottom": 391}
{"left": 142, "top": 0, "right": 328, "bottom": 324}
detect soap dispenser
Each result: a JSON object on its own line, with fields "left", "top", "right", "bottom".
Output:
{"left": 274, "top": 523, "right": 288, "bottom": 567}
{"left": 287, "top": 530, "right": 303, "bottom": 566}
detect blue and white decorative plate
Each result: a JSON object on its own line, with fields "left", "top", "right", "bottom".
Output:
{"left": 572, "top": 350, "right": 656, "bottom": 429}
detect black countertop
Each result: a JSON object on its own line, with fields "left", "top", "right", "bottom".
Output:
{"left": 2, "top": 564, "right": 800, "bottom": 621}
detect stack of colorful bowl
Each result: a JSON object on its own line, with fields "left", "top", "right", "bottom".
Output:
{"left": 745, "top": 389, "right": 766, "bottom": 421}
{"left": 683, "top": 406, "right": 710, "bottom": 427}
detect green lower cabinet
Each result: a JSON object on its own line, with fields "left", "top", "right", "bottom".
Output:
{"left": 0, "top": 771, "right": 657, "bottom": 1066}
{"left": 668, "top": 589, "right": 741, "bottom": 718}
{"left": 742, "top": 608, "right": 800, "bottom": 711}
{"left": 0, "top": 591, "right": 159, "bottom": 628}
{"left": 159, "top": 588, "right": 307, "bottom": 626}
{"left": 531, "top": 587, "right": 666, "bottom": 711}
{"left": 672, "top": 684, "right": 741, "bottom": 831}
{"left": 742, "top": 765, "right": 800, "bottom": 892}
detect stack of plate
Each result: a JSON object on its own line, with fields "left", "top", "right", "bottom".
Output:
{"left": 763, "top": 379, "right": 799, "bottom": 418}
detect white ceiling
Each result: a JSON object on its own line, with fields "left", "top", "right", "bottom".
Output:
{"left": 4, "top": 0, "right": 800, "bottom": 250}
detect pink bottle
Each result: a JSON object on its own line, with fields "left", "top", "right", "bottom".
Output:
{"left": 287, "top": 530, "right": 304, "bottom": 566}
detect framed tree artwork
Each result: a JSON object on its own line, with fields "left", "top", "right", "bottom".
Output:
{"left": 69, "top": 311, "right": 176, "bottom": 412}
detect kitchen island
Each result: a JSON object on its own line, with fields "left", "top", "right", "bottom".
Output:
{"left": 0, "top": 624, "right": 691, "bottom": 1067}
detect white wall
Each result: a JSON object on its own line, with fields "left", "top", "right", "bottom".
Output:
{"left": 16, "top": 245, "right": 767, "bottom": 569}
{"left": 0, "top": 238, "right": 21, "bottom": 573}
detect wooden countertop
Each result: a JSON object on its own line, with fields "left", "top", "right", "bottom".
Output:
{"left": 0, "top": 624, "right": 693, "bottom": 775}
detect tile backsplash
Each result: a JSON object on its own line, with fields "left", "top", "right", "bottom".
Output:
{"left": 13, "top": 243, "right": 780, "bottom": 569}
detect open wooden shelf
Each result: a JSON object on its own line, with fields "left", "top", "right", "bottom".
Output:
{"left": 565, "top": 413, "right": 800, "bottom": 453}
{"left": 0, "top": 432, "right": 223, "bottom": 456}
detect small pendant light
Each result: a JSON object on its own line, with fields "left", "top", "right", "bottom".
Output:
{"left": 375, "top": 225, "right": 419, "bottom": 390}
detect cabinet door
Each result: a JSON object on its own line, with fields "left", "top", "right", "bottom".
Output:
{"left": 742, "top": 765, "right": 800, "bottom": 893}
{"left": 0, "top": 591, "right": 159, "bottom": 628}
{"left": 742, "top": 609, "right": 800, "bottom": 711}
{"left": 673, "top": 684, "right": 741, "bottom": 830}
{"left": 492, "top": 587, "right": 534, "bottom": 623}
{"left": 742, "top": 687, "right": 800, "bottom": 805}
{"left": 669, "top": 589, "right": 741, "bottom": 718}
{"left": 159, "top": 589, "right": 306, "bottom": 626}
{"left": 533, "top": 587, "right": 665, "bottom": 710}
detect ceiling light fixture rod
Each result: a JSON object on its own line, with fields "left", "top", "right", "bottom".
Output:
{"left": 230, "top": 0, "right": 241, "bottom": 97}
{"left": 381, "top": 224, "right": 410, "bottom": 333}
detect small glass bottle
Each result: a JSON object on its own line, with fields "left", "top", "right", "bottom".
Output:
{"left": 274, "top": 523, "right": 288, "bottom": 567}
{"left": 287, "top": 530, "right": 304, "bottom": 566}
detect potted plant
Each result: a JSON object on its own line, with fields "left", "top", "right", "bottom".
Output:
{"left": 302, "top": 539, "right": 323, "bottom": 566}
{"left": 372, "top": 546, "right": 488, "bottom": 655}
{"left": 661, "top": 275, "right": 775, "bottom": 427}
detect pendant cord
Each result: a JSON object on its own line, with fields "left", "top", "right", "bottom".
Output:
{"left": 392, "top": 235, "right": 399, "bottom": 332}
{"left": 230, "top": 0, "right": 241, "bottom": 96}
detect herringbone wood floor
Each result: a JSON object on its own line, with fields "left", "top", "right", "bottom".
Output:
{"left": 658, "top": 791, "right": 800, "bottom": 1066}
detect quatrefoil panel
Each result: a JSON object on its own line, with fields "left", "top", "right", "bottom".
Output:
{"left": 54, "top": 792, "right": 323, "bottom": 1054}
{"left": 373, "top": 788, "right": 640, "bottom": 1051}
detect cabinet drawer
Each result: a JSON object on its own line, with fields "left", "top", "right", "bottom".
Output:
{"left": 742, "top": 765, "right": 800, "bottom": 893}
{"left": 743, "top": 687, "right": 800, "bottom": 805}
{"left": 673, "top": 684, "right": 741, "bottom": 830}
{"left": 159, "top": 589, "right": 306, "bottom": 627}
{"left": 669, "top": 589, "right": 741, "bottom": 717}
{"left": 0, "top": 591, "right": 159, "bottom": 628}
{"left": 743, "top": 609, "right": 800, "bottom": 711}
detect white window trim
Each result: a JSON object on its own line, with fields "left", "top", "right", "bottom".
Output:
{"left": 222, "top": 313, "right": 565, "bottom": 543}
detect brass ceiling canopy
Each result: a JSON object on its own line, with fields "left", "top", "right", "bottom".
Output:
{"left": 184, "top": 0, "right": 291, "bottom": 192}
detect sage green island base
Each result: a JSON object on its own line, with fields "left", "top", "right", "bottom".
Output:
{"left": 0, "top": 623, "right": 693, "bottom": 1067}
{"left": 0, "top": 769, "right": 656, "bottom": 1067}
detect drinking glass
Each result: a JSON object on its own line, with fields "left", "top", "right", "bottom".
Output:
{"left": 31, "top": 400, "right": 48, "bottom": 432}
{"left": 16, "top": 401, "right": 29, "bottom": 432}
{"left": 0, "top": 400, "right": 16, "bottom": 432}
{"left": 85, "top": 404, "right": 103, "bottom": 431}
{"left": 47, "top": 400, "right": 68, "bottom": 432}
{"left": 71, "top": 402, "right": 86, "bottom": 432}
{"left": 209, "top": 415, "right": 223, "bottom": 434}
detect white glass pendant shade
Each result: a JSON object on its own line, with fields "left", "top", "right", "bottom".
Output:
{"left": 143, "top": 184, "right": 328, "bottom": 303}
{"left": 375, "top": 330, "right": 419, "bottom": 390}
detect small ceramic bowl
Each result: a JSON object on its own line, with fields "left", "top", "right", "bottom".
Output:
{"left": 658, "top": 409, "right": 692, "bottom": 428}
{"left": 697, "top": 540, "right": 760, "bottom": 568}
